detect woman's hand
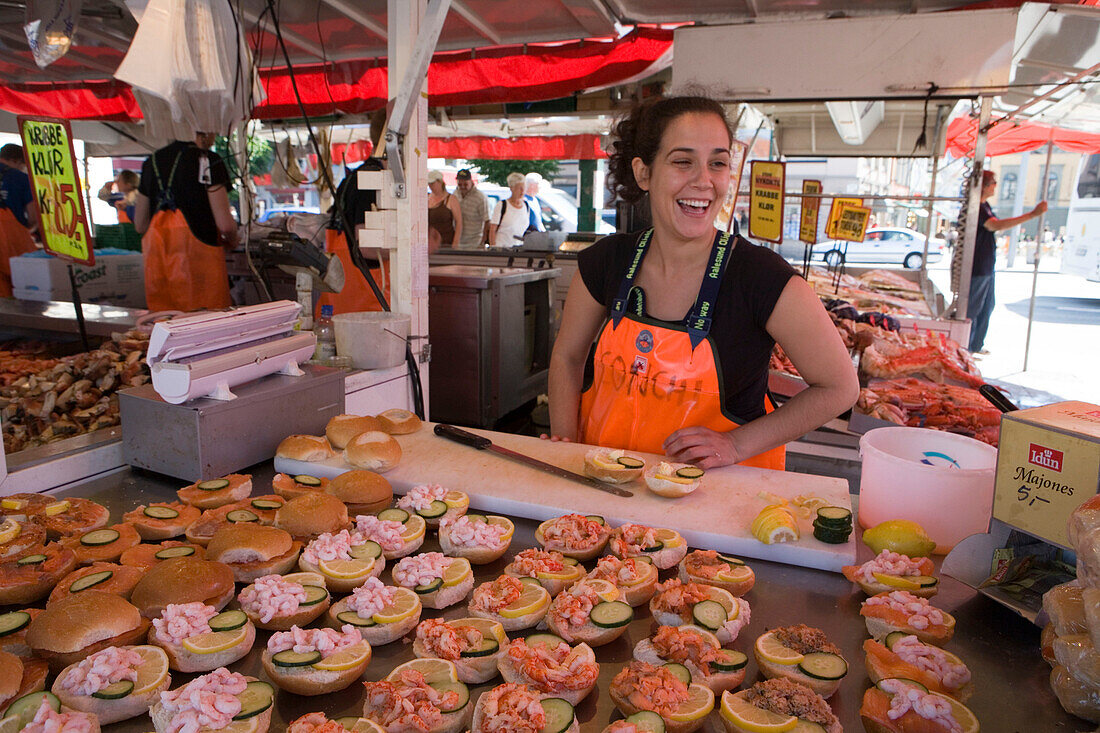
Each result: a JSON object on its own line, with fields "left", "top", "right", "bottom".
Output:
{"left": 539, "top": 434, "right": 572, "bottom": 442}
{"left": 663, "top": 426, "right": 739, "bottom": 469}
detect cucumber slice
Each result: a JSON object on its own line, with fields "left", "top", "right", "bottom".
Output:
{"left": 539, "top": 698, "right": 575, "bottom": 733}
{"left": 143, "top": 506, "right": 179, "bottom": 519}
{"left": 0, "top": 611, "right": 31, "bottom": 637}
{"left": 518, "top": 576, "right": 543, "bottom": 588}
{"left": 525, "top": 633, "right": 566, "bottom": 649}
{"left": 459, "top": 637, "right": 499, "bottom": 658}
{"left": 91, "top": 680, "right": 134, "bottom": 699}
{"left": 349, "top": 541, "right": 383, "bottom": 560}
{"left": 914, "top": 575, "right": 939, "bottom": 589}
{"left": 624, "top": 711, "right": 666, "bottom": 733}
{"left": 4, "top": 692, "right": 60, "bottom": 731}
{"left": 80, "top": 528, "right": 120, "bottom": 546}
{"left": 710, "top": 649, "right": 748, "bottom": 672}
{"left": 641, "top": 541, "right": 664, "bottom": 553}
{"left": 300, "top": 585, "right": 329, "bottom": 606}
{"left": 884, "top": 632, "right": 908, "bottom": 650}
{"left": 294, "top": 475, "right": 323, "bottom": 487}
{"left": 633, "top": 555, "right": 654, "bottom": 565}
{"left": 812, "top": 523, "right": 852, "bottom": 545}
{"left": 233, "top": 681, "right": 274, "bottom": 720}
{"left": 226, "top": 509, "right": 259, "bottom": 523}
{"left": 251, "top": 499, "right": 283, "bottom": 510}
{"left": 155, "top": 546, "right": 196, "bottom": 559}
{"left": 691, "top": 600, "right": 728, "bottom": 631}
{"left": 417, "top": 500, "right": 448, "bottom": 519}
{"left": 430, "top": 681, "right": 469, "bottom": 713}
{"left": 414, "top": 577, "right": 443, "bottom": 594}
{"left": 877, "top": 677, "right": 929, "bottom": 694}
{"left": 798, "top": 652, "right": 848, "bottom": 680}
{"left": 198, "top": 479, "right": 230, "bottom": 491}
{"left": 717, "top": 553, "right": 746, "bottom": 566}
{"left": 273, "top": 650, "right": 322, "bottom": 667}
{"left": 590, "top": 600, "right": 633, "bottom": 628}
{"left": 337, "top": 611, "right": 377, "bottom": 627}
{"left": 16, "top": 554, "right": 46, "bottom": 566}
{"left": 816, "top": 506, "right": 853, "bottom": 528}
{"left": 377, "top": 508, "right": 410, "bottom": 523}
{"left": 675, "top": 466, "right": 704, "bottom": 479}
{"left": 463, "top": 514, "right": 488, "bottom": 523}
{"left": 70, "top": 570, "right": 113, "bottom": 592}
{"left": 585, "top": 515, "right": 605, "bottom": 525}
{"left": 661, "top": 662, "right": 692, "bottom": 685}
{"left": 617, "top": 456, "right": 645, "bottom": 469}
{"left": 209, "top": 610, "right": 248, "bottom": 632}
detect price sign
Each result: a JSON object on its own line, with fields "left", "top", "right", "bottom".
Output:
{"left": 17, "top": 116, "right": 93, "bottom": 266}
{"left": 715, "top": 140, "right": 749, "bottom": 234}
{"left": 825, "top": 196, "right": 862, "bottom": 239}
{"left": 799, "top": 180, "right": 822, "bottom": 244}
{"left": 834, "top": 204, "right": 871, "bottom": 242}
{"left": 748, "top": 160, "right": 785, "bottom": 243}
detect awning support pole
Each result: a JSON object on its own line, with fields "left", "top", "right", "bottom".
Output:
{"left": 920, "top": 104, "right": 948, "bottom": 297}
{"left": 1023, "top": 136, "right": 1054, "bottom": 372}
{"left": 955, "top": 96, "right": 991, "bottom": 322}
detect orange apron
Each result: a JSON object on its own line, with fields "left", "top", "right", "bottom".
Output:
{"left": 0, "top": 208, "right": 36, "bottom": 298}
{"left": 314, "top": 229, "right": 390, "bottom": 320}
{"left": 142, "top": 209, "right": 230, "bottom": 312}
{"left": 579, "top": 229, "right": 785, "bottom": 470}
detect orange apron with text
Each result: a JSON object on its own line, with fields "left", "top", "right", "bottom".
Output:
{"left": 579, "top": 229, "right": 785, "bottom": 470}
{"left": 0, "top": 208, "right": 36, "bottom": 298}
{"left": 314, "top": 229, "right": 390, "bottom": 320}
{"left": 142, "top": 209, "right": 230, "bottom": 312}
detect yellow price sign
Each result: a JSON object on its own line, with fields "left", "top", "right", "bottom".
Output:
{"left": 748, "top": 160, "right": 785, "bottom": 244}
{"left": 834, "top": 204, "right": 871, "bottom": 242}
{"left": 18, "top": 116, "right": 94, "bottom": 266}
{"left": 825, "top": 196, "right": 862, "bottom": 239}
{"left": 799, "top": 180, "right": 822, "bottom": 244}
{"left": 715, "top": 140, "right": 749, "bottom": 234}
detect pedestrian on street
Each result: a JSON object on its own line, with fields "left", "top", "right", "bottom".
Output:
{"left": 455, "top": 168, "right": 489, "bottom": 248}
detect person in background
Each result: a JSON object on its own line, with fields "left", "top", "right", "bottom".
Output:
{"left": 967, "top": 169, "right": 1047, "bottom": 355}
{"left": 455, "top": 168, "right": 488, "bottom": 248}
{"left": 547, "top": 94, "right": 858, "bottom": 470}
{"left": 133, "top": 132, "right": 238, "bottom": 312}
{"left": 524, "top": 172, "right": 546, "bottom": 232}
{"left": 0, "top": 144, "right": 39, "bottom": 297}
{"left": 98, "top": 170, "right": 139, "bottom": 223}
{"left": 489, "top": 172, "right": 533, "bottom": 248}
{"left": 427, "top": 169, "right": 462, "bottom": 250}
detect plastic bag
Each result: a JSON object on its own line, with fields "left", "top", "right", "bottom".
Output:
{"left": 1051, "top": 664, "right": 1100, "bottom": 723}
{"left": 1070, "top": 495, "right": 1100, "bottom": 553}
{"left": 1055, "top": 635, "right": 1100, "bottom": 689}
{"left": 1045, "top": 582, "right": 1089, "bottom": 636}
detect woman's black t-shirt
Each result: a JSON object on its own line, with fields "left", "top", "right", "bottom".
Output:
{"left": 577, "top": 231, "right": 797, "bottom": 422}
{"left": 139, "top": 141, "right": 230, "bottom": 246}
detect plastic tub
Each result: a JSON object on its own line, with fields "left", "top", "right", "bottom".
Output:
{"left": 333, "top": 312, "right": 410, "bottom": 370}
{"left": 858, "top": 426, "right": 998, "bottom": 553}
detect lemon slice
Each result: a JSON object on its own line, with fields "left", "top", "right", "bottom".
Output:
{"left": 720, "top": 690, "right": 797, "bottom": 733}
{"left": 442, "top": 558, "right": 472, "bottom": 588}
{"left": 452, "top": 617, "right": 507, "bottom": 646}
{"left": 181, "top": 627, "right": 249, "bottom": 655}
{"left": 654, "top": 473, "right": 695, "bottom": 485}
{"left": 443, "top": 491, "right": 469, "bottom": 509}
{"left": 131, "top": 645, "right": 170, "bottom": 694}
{"left": 283, "top": 572, "right": 326, "bottom": 588}
{"left": 44, "top": 500, "right": 71, "bottom": 516}
{"left": 678, "top": 624, "right": 722, "bottom": 648}
{"left": 217, "top": 718, "right": 261, "bottom": 733}
{"left": 715, "top": 564, "right": 755, "bottom": 584}
{"left": 499, "top": 583, "right": 550, "bottom": 619}
{"left": 401, "top": 515, "right": 427, "bottom": 542}
{"left": 487, "top": 516, "right": 515, "bottom": 543}
{"left": 754, "top": 632, "right": 803, "bottom": 666}
{"left": 387, "top": 658, "right": 458, "bottom": 684}
{"left": 668, "top": 684, "right": 715, "bottom": 723}
{"left": 584, "top": 578, "right": 620, "bottom": 602}
{"left": 0, "top": 519, "right": 19, "bottom": 544}
{"left": 373, "top": 587, "right": 421, "bottom": 624}
{"left": 704, "top": 586, "right": 737, "bottom": 615}
{"left": 653, "top": 528, "right": 684, "bottom": 548}
{"left": 313, "top": 641, "right": 371, "bottom": 671}
{"left": 762, "top": 525, "right": 799, "bottom": 544}
{"left": 592, "top": 454, "right": 622, "bottom": 470}
{"left": 936, "top": 692, "right": 980, "bottom": 733}
{"left": 872, "top": 572, "right": 921, "bottom": 591}
{"left": 320, "top": 557, "right": 375, "bottom": 580}
{"left": 537, "top": 565, "right": 584, "bottom": 582}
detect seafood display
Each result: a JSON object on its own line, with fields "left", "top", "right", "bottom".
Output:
{"left": 856, "top": 378, "right": 1001, "bottom": 445}
{"left": 806, "top": 267, "right": 932, "bottom": 317}
{"left": 0, "top": 331, "right": 149, "bottom": 454}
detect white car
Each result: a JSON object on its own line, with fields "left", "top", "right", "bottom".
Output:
{"left": 783, "top": 227, "right": 945, "bottom": 269}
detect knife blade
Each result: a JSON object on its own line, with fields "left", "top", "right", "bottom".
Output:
{"left": 433, "top": 423, "right": 633, "bottom": 497}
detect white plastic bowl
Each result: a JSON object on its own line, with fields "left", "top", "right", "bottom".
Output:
{"left": 333, "top": 312, "right": 410, "bottom": 369}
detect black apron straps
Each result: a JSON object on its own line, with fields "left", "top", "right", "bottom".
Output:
{"left": 609, "top": 228, "right": 652, "bottom": 329}
{"left": 152, "top": 148, "right": 186, "bottom": 212}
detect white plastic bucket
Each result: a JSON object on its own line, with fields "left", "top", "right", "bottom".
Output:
{"left": 858, "top": 426, "right": 998, "bottom": 553}
{"left": 332, "top": 312, "right": 410, "bottom": 370}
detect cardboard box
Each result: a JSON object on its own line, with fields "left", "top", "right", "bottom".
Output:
{"left": 10, "top": 253, "right": 146, "bottom": 308}
{"left": 992, "top": 400, "right": 1100, "bottom": 549}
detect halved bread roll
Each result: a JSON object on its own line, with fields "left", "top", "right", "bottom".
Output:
{"left": 52, "top": 645, "right": 172, "bottom": 725}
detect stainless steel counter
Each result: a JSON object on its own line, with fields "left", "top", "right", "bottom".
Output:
{"left": 38, "top": 464, "right": 1071, "bottom": 732}
{"left": 0, "top": 299, "right": 141, "bottom": 338}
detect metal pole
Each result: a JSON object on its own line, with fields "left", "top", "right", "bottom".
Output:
{"left": 955, "top": 97, "right": 992, "bottom": 321}
{"left": 1023, "top": 137, "right": 1054, "bottom": 371}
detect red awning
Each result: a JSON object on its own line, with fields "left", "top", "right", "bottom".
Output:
{"left": 427, "top": 135, "right": 605, "bottom": 160}
{"left": 945, "top": 116, "right": 1100, "bottom": 157}
{"left": 0, "top": 27, "right": 672, "bottom": 122}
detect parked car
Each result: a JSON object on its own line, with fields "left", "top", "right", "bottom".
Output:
{"left": 780, "top": 227, "right": 945, "bottom": 269}
{"left": 256, "top": 205, "right": 321, "bottom": 223}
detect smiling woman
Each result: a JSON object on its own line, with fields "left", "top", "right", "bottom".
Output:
{"left": 546, "top": 93, "right": 860, "bottom": 472}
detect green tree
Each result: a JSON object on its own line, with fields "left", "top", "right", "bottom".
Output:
{"left": 214, "top": 134, "right": 275, "bottom": 206}
{"left": 467, "top": 159, "right": 559, "bottom": 186}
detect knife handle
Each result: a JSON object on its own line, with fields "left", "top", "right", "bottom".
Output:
{"left": 434, "top": 423, "right": 492, "bottom": 449}
{"left": 979, "top": 383, "right": 1018, "bottom": 413}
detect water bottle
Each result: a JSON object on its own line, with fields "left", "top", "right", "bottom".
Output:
{"left": 314, "top": 305, "right": 336, "bottom": 361}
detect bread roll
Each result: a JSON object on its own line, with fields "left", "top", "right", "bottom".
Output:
{"left": 344, "top": 431, "right": 402, "bottom": 472}
{"left": 326, "top": 414, "right": 385, "bottom": 449}
{"left": 327, "top": 470, "right": 393, "bottom": 516}
{"left": 276, "top": 435, "right": 336, "bottom": 462}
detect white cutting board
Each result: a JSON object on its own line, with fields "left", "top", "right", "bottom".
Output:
{"left": 274, "top": 424, "right": 856, "bottom": 572}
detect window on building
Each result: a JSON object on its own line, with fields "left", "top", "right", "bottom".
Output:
{"left": 1046, "top": 170, "right": 1060, "bottom": 201}
{"left": 1001, "top": 172, "right": 1017, "bottom": 201}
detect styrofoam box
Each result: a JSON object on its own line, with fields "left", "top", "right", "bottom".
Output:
{"left": 11, "top": 254, "right": 146, "bottom": 308}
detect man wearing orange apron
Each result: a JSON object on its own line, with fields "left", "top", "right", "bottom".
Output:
{"left": 579, "top": 228, "right": 785, "bottom": 470}
{"left": 135, "top": 136, "right": 235, "bottom": 312}
{"left": 0, "top": 144, "right": 39, "bottom": 298}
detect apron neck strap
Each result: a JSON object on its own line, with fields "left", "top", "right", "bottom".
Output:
{"left": 610, "top": 228, "right": 653, "bottom": 329}
{"left": 152, "top": 147, "right": 186, "bottom": 211}
{"left": 685, "top": 230, "right": 734, "bottom": 350}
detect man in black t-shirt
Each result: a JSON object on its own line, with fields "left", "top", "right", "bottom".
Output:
{"left": 967, "top": 170, "right": 1047, "bottom": 354}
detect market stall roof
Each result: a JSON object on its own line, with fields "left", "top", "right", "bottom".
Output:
{"left": 945, "top": 116, "right": 1100, "bottom": 156}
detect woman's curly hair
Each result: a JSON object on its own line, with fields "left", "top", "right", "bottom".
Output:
{"left": 607, "top": 94, "right": 732, "bottom": 204}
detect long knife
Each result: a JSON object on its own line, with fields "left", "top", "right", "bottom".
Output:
{"left": 434, "top": 424, "right": 633, "bottom": 497}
